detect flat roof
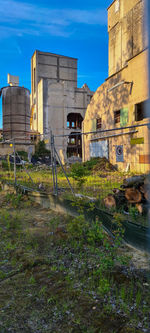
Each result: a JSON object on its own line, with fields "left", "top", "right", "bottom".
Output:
{"left": 32, "top": 50, "right": 78, "bottom": 60}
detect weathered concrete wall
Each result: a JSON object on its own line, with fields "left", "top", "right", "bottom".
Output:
{"left": 31, "top": 50, "right": 94, "bottom": 162}
{"left": 83, "top": 49, "right": 149, "bottom": 172}
{"left": 2, "top": 86, "right": 31, "bottom": 143}
{"left": 0, "top": 143, "right": 35, "bottom": 156}
{"left": 108, "top": 0, "right": 146, "bottom": 76}
{"left": 37, "top": 80, "right": 93, "bottom": 161}
{"left": 37, "top": 79, "right": 44, "bottom": 135}
{"left": 32, "top": 51, "right": 77, "bottom": 89}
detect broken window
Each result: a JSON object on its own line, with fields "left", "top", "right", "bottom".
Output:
{"left": 71, "top": 138, "right": 75, "bottom": 144}
{"left": 67, "top": 113, "right": 83, "bottom": 129}
{"left": 96, "top": 118, "right": 102, "bottom": 129}
{"left": 67, "top": 133, "right": 82, "bottom": 158}
{"left": 135, "top": 102, "right": 146, "bottom": 121}
{"left": 114, "top": 110, "right": 120, "bottom": 124}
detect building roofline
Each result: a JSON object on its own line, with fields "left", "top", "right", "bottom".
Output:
{"left": 1, "top": 86, "right": 30, "bottom": 94}
{"left": 107, "top": 0, "right": 116, "bottom": 11}
{"left": 31, "top": 49, "right": 78, "bottom": 61}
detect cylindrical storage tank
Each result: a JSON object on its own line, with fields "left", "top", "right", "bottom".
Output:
{"left": 2, "top": 86, "right": 31, "bottom": 143}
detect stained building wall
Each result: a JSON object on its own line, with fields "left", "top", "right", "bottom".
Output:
{"left": 108, "top": 0, "right": 147, "bottom": 76}
{"left": 83, "top": 0, "right": 149, "bottom": 172}
{"left": 31, "top": 50, "right": 93, "bottom": 162}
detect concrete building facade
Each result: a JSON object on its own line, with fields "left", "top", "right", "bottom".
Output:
{"left": 83, "top": 0, "right": 149, "bottom": 172}
{"left": 31, "top": 50, "right": 93, "bottom": 163}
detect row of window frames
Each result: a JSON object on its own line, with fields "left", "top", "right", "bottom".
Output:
{"left": 114, "top": 103, "right": 147, "bottom": 124}
{"left": 96, "top": 102, "right": 148, "bottom": 129}
{"left": 33, "top": 115, "right": 81, "bottom": 129}
{"left": 33, "top": 102, "right": 146, "bottom": 124}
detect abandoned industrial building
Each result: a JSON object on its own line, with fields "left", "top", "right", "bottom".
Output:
{"left": 30, "top": 50, "right": 94, "bottom": 163}
{"left": 0, "top": 0, "right": 149, "bottom": 171}
{"left": 83, "top": 0, "right": 150, "bottom": 172}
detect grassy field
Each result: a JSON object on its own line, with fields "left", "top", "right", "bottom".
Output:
{"left": 0, "top": 164, "right": 130, "bottom": 195}
{"left": 0, "top": 191, "right": 150, "bottom": 332}
{"left": 1, "top": 158, "right": 149, "bottom": 227}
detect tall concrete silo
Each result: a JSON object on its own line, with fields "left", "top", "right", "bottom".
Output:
{"left": 2, "top": 84, "right": 31, "bottom": 143}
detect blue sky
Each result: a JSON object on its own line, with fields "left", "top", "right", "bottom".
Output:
{"left": 0, "top": 0, "right": 111, "bottom": 127}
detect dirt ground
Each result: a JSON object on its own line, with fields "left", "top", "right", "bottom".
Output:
{"left": 0, "top": 192, "right": 150, "bottom": 333}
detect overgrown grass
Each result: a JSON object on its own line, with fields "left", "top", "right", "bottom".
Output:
{"left": 0, "top": 193, "right": 149, "bottom": 332}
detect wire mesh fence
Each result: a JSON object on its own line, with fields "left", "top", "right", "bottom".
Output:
{"left": 0, "top": 123, "right": 150, "bottom": 227}
{"left": 52, "top": 122, "right": 150, "bottom": 227}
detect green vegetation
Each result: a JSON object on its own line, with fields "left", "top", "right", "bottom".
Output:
{"left": 0, "top": 192, "right": 149, "bottom": 332}
{"left": 34, "top": 140, "right": 51, "bottom": 159}
{"left": 17, "top": 150, "right": 28, "bottom": 161}
{"left": 70, "top": 162, "right": 88, "bottom": 188}
{"left": 0, "top": 156, "right": 148, "bottom": 227}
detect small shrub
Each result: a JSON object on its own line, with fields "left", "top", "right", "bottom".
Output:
{"left": 67, "top": 214, "right": 88, "bottom": 239}
{"left": 6, "top": 193, "right": 22, "bottom": 208}
{"left": 98, "top": 277, "right": 110, "bottom": 295}
{"left": 87, "top": 220, "right": 104, "bottom": 246}
{"left": 34, "top": 140, "right": 51, "bottom": 158}
{"left": 2, "top": 160, "right": 9, "bottom": 171}
{"left": 17, "top": 151, "right": 28, "bottom": 161}
{"left": 70, "top": 163, "right": 87, "bottom": 188}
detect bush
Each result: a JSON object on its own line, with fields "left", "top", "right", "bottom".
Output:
{"left": 2, "top": 160, "right": 13, "bottom": 171}
{"left": 70, "top": 163, "right": 87, "bottom": 188}
{"left": 34, "top": 140, "right": 51, "bottom": 158}
{"left": 83, "top": 157, "right": 115, "bottom": 173}
{"left": 83, "top": 157, "right": 100, "bottom": 171}
{"left": 17, "top": 151, "right": 28, "bottom": 161}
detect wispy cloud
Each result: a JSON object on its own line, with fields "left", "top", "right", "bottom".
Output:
{"left": 0, "top": 0, "right": 107, "bottom": 39}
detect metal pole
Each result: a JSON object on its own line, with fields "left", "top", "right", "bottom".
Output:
{"left": 13, "top": 139, "right": 17, "bottom": 186}
{"left": 15, "top": 151, "right": 34, "bottom": 185}
{"left": 54, "top": 147, "right": 75, "bottom": 196}
{"left": 50, "top": 131, "right": 56, "bottom": 194}
{"left": 53, "top": 135, "right": 58, "bottom": 196}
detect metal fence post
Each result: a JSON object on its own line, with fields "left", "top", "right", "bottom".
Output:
{"left": 50, "top": 130, "right": 56, "bottom": 195}
{"left": 53, "top": 135, "right": 58, "bottom": 196}
{"left": 13, "top": 139, "right": 17, "bottom": 186}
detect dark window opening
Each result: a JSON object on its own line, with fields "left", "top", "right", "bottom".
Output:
{"left": 67, "top": 132, "right": 82, "bottom": 158}
{"left": 31, "top": 135, "right": 37, "bottom": 142}
{"left": 135, "top": 102, "right": 148, "bottom": 121}
{"left": 67, "top": 113, "right": 83, "bottom": 129}
{"left": 96, "top": 118, "right": 102, "bottom": 129}
{"left": 114, "top": 110, "right": 120, "bottom": 124}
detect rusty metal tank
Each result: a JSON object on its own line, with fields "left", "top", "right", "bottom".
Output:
{"left": 2, "top": 86, "right": 31, "bottom": 143}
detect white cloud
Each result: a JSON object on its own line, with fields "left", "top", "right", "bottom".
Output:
{"left": 0, "top": 0, "right": 107, "bottom": 39}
